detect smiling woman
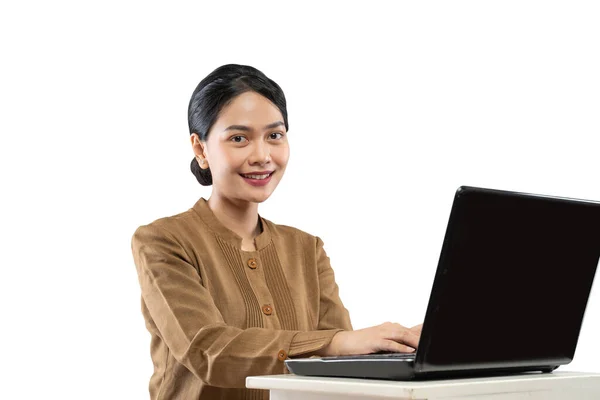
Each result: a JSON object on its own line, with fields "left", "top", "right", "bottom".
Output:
{"left": 191, "top": 90, "right": 289, "bottom": 209}
{"left": 131, "top": 64, "right": 421, "bottom": 400}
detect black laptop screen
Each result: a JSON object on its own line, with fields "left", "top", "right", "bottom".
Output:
{"left": 419, "top": 187, "right": 600, "bottom": 372}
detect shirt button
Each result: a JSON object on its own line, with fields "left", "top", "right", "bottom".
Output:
{"left": 278, "top": 349, "right": 287, "bottom": 361}
{"left": 247, "top": 258, "right": 258, "bottom": 269}
{"left": 262, "top": 304, "right": 273, "bottom": 315}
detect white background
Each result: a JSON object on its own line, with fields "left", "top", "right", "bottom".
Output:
{"left": 1, "top": 1, "right": 599, "bottom": 398}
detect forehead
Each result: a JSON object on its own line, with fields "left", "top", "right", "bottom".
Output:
{"left": 214, "top": 91, "right": 284, "bottom": 128}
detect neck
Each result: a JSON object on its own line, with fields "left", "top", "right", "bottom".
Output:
{"left": 207, "top": 193, "right": 261, "bottom": 241}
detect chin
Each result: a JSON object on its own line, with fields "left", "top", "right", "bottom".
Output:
{"left": 247, "top": 192, "right": 273, "bottom": 204}
{"left": 229, "top": 189, "right": 273, "bottom": 204}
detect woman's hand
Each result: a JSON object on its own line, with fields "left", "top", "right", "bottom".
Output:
{"left": 321, "top": 322, "right": 423, "bottom": 357}
{"left": 409, "top": 323, "right": 423, "bottom": 337}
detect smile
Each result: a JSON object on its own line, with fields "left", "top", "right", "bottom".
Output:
{"left": 239, "top": 171, "right": 274, "bottom": 187}
{"left": 240, "top": 173, "right": 272, "bottom": 180}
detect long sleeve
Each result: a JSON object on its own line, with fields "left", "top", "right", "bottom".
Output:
{"left": 284, "top": 236, "right": 354, "bottom": 362}
{"left": 131, "top": 223, "right": 343, "bottom": 389}
{"left": 315, "top": 236, "right": 353, "bottom": 331}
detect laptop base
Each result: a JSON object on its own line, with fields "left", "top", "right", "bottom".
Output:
{"left": 286, "top": 357, "right": 559, "bottom": 381}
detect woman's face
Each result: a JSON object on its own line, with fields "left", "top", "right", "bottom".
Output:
{"left": 193, "top": 91, "right": 290, "bottom": 204}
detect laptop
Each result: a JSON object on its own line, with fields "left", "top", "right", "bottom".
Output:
{"left": 285, "top": 186, "right": 600, "bottom": 380}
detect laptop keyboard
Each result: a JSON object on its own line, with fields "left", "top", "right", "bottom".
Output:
{"left": 321, "top": 352, "right": 416, "bottom": 361}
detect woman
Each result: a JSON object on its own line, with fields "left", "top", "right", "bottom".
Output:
{"left": 131, "top": 64, "right": 422, "bottom": 400}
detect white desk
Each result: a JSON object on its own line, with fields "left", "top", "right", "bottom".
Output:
{"left": 246, "top": 371, "right": 600, "bottom": 400}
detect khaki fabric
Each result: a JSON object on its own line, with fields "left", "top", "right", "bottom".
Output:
{"left": 131, "top": 198, "right": 353, "bottom": 399}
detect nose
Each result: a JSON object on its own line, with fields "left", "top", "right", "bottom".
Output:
{"left": 248, "top": 141, "right": 271, "bottom": 165}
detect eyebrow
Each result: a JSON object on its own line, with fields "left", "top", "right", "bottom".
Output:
{"left": 223, "top": 121, "right": 285, "bottom": 132}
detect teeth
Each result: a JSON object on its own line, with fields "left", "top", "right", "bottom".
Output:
{"left": 243, "top": 173, "right": 270, "bottom": 180}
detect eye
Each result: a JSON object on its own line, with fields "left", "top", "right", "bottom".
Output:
{"left": 269, "top": 132, "right": 284, "bottom": 140}
{"left": 230, "top": 135, "right": 248, "bottom": 143}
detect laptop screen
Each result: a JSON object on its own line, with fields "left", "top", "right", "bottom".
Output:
{"left": 418, "top": 187, "right": 600, "bottom": 372}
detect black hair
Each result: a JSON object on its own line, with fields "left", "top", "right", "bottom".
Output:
{"left": 188, "top": 64, "right": 289, "bottom": 186}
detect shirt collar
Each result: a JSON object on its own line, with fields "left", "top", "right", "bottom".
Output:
{"left": 191, "top": 197, "right": 272, "bottom": 251}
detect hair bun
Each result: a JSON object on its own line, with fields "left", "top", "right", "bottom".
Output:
{"left": 190, "top": 158, "right": 213, "bottom": 186}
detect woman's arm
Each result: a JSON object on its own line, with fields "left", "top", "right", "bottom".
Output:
{"left": 131, "top": 224, "right": 343, "bottom": 388}
{"left": 309, "top": 237, "right": 421, "bottom": 357}
{"left": 314, "top": 236, "right": 353, "bottom": 331}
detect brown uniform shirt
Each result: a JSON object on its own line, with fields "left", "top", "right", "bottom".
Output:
{"left": 131, "top": 198, "right": 353, "bottom": 399}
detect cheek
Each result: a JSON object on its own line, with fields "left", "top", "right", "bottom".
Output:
{"left": 274, "top": 145, "right": 290, "bottom": 167}
{"left": 212, "top": 147, "right": 246, "bottom": 173}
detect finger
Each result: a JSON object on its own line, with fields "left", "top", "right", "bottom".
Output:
{"left": 380, "top": 322, "right": 409, "bottom": 335}
{"left": 410, "top": 324, "right": 423, "bottom": 334}
{"left": 388, "top": 327, "right": 420, "bottom": 349}
{"left": 378, "top": 339, "right": 415, "bottom": 353}
{"left": 379, "top": 321, "right": 402, "bottom": 329}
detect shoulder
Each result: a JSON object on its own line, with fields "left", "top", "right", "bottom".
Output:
{"left": 262, "top": 218, "right": 324, "bottom": 249}
{"left": 132, "top": 207, "right": 199, "bottom": 247}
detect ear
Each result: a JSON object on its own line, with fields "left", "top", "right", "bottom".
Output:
{"left": 190, "top": 133, "right": 210, "bottom": 169}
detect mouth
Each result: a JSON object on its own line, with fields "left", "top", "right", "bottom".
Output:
{"left": 239, "top": 171, "right": 274, "bottom": 180}
{"left": 239, "top": 171, "right": 274, "bottom": 186}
